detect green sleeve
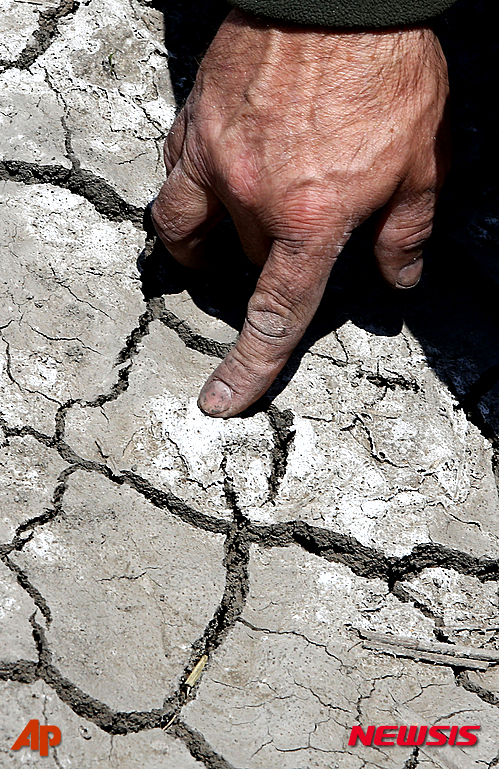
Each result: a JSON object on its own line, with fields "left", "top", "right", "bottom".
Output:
{"left": 227, "top": 0, "right": 457, "bottom": 27}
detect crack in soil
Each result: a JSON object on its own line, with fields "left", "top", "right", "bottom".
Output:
{"left": 0, "top": 620, "right": 163, "bottom": 733}
{"left": 173, "top": 720, "right": 237, "bottom": 769}
{"left": 0, "top": 0, "right": 79, "bottom": 74}
{"left": 0, "top": 412, "right": 230, "bottom": 537}
{"left": 5, "top": 156, "right": 499, "bottom": 499}
{"left": 54, "top": 305, "right": 154, "bottom": 442}
{"left": 0, "top": 642, "right": 236, "bottom": 766}
{"left": 2, "top": 7, "right": 499, "bottom": 766}
{"left": 4, "top": 413, "right": 499, "bottom": 600}
{"left": 2, "top": 187, "right": 499, "bottom": 766}
{"left": 0, "top": 477, "right": 243, "bottom": 768}
{"left": 266, "top": 404, "right": 295, "bottom": 503}
{"left": 157, "top": 297, "right": 297, "bottom": 501}
{"left": 455, "top": 670, "right": 499, "bottom": 707}
{"left": 157, "top": 465, "right": 250, "bottom": 729}
{"left": 362, "top": 370, "right": 420, "bottom": 393}
{"left": 195, "top": 468, "right": 250, "bottom": 657}
{"left": 0, "top": 160, "right": 144, "bottom": 226}
{"left": 2, "top": 557, "right": 52, "bottom": 624}
{"left": 159, "top": 304, "right": 233, "bottom": 360}
{"left": 246, "top": 520, "right": 499, "bottom": 594}
{"left": 402, "top": 746, "right": 420, "bottom": 769}
{"left": 3, "top": 406, "right": 499, "bottom": 767}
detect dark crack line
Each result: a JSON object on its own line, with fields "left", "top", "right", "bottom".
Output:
{"left": 0, "top": 0, "right": 79, "bottom": 74}
{"left": 2, "top": 446, "right": 498, "bottom": 766}
{"left": 402, "top": 746, "right": 419, "bottom": 769}
{"left": 266, "top": 404, "right": 295, "bottom": 503}
{"left": 54, "top": 304, "right": 154, "bottom": 442}
{"left": 2, "top": 557, "right": 52, "bottom": 624}
{"left": 0, "top": 300, "right": 229, "bottom": 544}
{"left": 2, "top": 306, "right": 156, "bottom": 554}
{"left": 173, "top": 721, "right": 237, "bottom": 769}
{"left": 455, "top": 670, "right": 499, "bottom": 707}
{"left": 0, "top": 465, "right": 79, "bottom": 560}
{"left": 0, "top": 616, "right": 163, "bottom": 734}
{"left": 0, "top": 417, "right": 229, "bottom": 535}
{"left": 4, "top": 408, "right": 499, "bottom": 589}
{"left": 193, "top": 467, "right": 250, "bottom": 657}
{"left": 0, "top": 160, "right": 144, "bottom": 227}
{"left": 155, "top": 270, "right": 499, "bottom": 504}
{"left": 159, "top": 304, "right": 233, "bottom": 359}
{"left": 247, "top": 520, "right": 499, "bottom": 587}
{"left": 4, "top": 10, "right": 497, "bottom": 767}
{"left": 361, "top": 369, "right": 420, "bottom": 394}
{"left": 0, "top": 573, "right": 240, "bottom": 769}
{"left": 342, "top": 414, "right": 405, "bottom": 468}
{"left": 1, "top": 466, "right": 233, "bottom": 764}
{"left": 118, "top": 469, "right": 229, "bottom": 534}
{"left": 3, "top": 273, "right": 499, "bottom": 766}
{"left": 158, "top": 299, "right": 296, "bottom": 503}
{"left": 1, "top": 407, "right": 246, "bottom": 761}
{"left": 51, "top": 465, "right": 78, "bottom": 514}
{"left": 28, "top": 324, "right": 101, "bottom": 355}
{"left": 159, "top": 464, "right": 249, "bottom": 725}
{"left": 0, "top": 647, "right": 236, "bottom": 766}
{"left": 1, "top": 332, "right": 63, "bottom": 406}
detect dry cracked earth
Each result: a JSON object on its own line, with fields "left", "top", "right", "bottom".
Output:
{"left": 1, "top": 0, "right": 499, "bottom": 767}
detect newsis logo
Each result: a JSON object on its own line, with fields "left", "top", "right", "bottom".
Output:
{"left": 348, "top": 724, "right": 480, "bottom": 747}
{"left": 11, "top": 720, "right": 62, "bottom": 756}
{"left": 10, "top": 720, "right": 480, "bottom": 756}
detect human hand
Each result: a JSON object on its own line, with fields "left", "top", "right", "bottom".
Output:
{"left": 152, "top": 10, "right": 450, "bottom": 417}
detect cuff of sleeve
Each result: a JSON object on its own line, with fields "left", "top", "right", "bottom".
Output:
{"left": 227, "top": 0, "right": 457, "bottom": 28}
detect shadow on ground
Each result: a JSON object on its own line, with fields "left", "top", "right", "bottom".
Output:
{"left": 139, "top": 0, "right": 499, "bottom": 425}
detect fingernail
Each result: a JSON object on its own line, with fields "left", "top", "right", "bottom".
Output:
{"left": 198, "top": 379, "right": 232, "bottom": 417}
{"left": 396, "top": 261, "right": 422, "bottom": 289}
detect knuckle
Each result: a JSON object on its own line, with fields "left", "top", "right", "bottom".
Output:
{"left": 281, "top": 185, "right": 332, "bottom": 234}
{"left": 223, "top": 158, "right": 260, "bottom": 209}
{"left": 378, "top": 204, "right": 435, "bottom": 254}
{"left": 390, "top": 224, "right": 432, "bottom": 249}
{"left": 245, "top": 287, "right": 304, "bottom": 342}
{"left": 378, "top": 227, "right": 432, "bottom": 255}
{"left": 151, "top": 203, "right": 187, "bottom": 245}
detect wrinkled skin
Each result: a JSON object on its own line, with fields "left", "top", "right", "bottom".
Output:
{"left": 152, "top": 10, "right": 450, "bottom": 418}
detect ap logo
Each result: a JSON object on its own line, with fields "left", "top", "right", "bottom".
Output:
{"left": 11, "top": 720, "right": 62, "bottom": 756}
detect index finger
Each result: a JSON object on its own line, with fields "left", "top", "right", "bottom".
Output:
{"left": 197, "top": 230, "right": 348, "bottom": 418}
